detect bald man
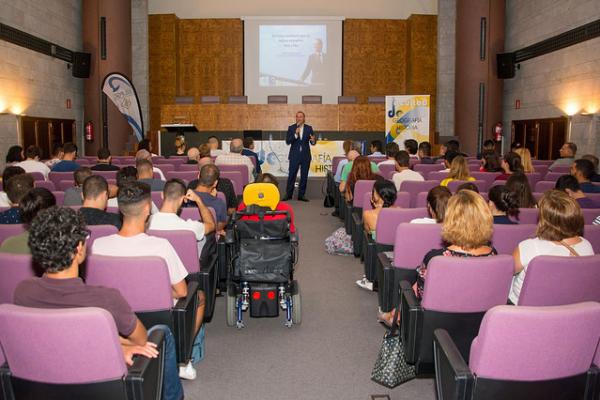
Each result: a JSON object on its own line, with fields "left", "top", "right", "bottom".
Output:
{"left": 186, "top": 147, "right": 200, "bottom": 164}
{"left": 214, "top": 138, "right": 255, "bottom": 183}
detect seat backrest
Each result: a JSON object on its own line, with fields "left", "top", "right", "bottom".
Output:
{"left": 220, "top": 170, "right": 243, "bottom": 196}
{"left": 543, "top": 172, "right": 564, "bottom": 182}
{"left": 87, "top": 224, "right": 119, "bottom": 251}
{"left": 518, "top": 255, "right": 600, "bottom": 306}
{"left": 525, "top": 172, "right": 543, "bottom": 188}
{"left": 331, "top": 156, "right": 345, "bottom": 174}
{"left": 516, "top": 207, "right": 538, "bottom": 224}
{"left": 582, "top": 208, "right": 600, "bottom": 224}
{"left": 267, "top": 95, "right": 288, "bottom": 104}
{"left": 491, "top": 224, "right": 536, "bottom": 254}
{"left": 228, "top": 95, "right": 248, "bottom": 104}
{"left": 0, "top": 304, "right": 127, "bottom": 384}
{"left": 151, "top": 191, "right": 163, "bottom": 209}
{"left": 302, "top": 95, "right": 322, "bottom": 104}
{"left": 243, "top": 183, "right": 280, "bottom": 210}
{"left": 165, "top": 170, "right": 197, "bottom": 184}
{"left": 92, "top": 170, "right": 118, "bottom": 180}
{"left": 534, "top": 180, "right": 556, "bottom": 192}
{"left": 583, "top": 224, "right": 600, "bottom": 253}
{"left": 74, "top": 159, "right": 89, "bottom": 166}
{"left": 337, "top": 96, "right": 357, "bottom": 104}
{"left": 0, "top": 224, "right": 27, "bottom": 247}
{"left": 377, "top": 163, "right": 396, "bottom": 179}
{"left": 393, "top": 223, "right": 442, "bottom": 268}
{"left": 414, "top": 163, "right": 444, "bottom": 175}
{"left": 52, "top": 191, "right": 65, "bottom": 205}
{"left": 155, "top": 164, "right": 175, "bottom": 174}
{"left": 470, "top": 172, "right": 502, "bottom": 187}
{"left": 179, "top": 207, "right": 199, "bottom": 221}
{"left": 147, "top": 230, "right": 200, "bottom": 274}
{"left": 549, "top": 165, "right": 571, "bottom": 174}
{"left": 178, "top": 164, "right": 199, "bottom": 172}
{"left": 399, "top": 180, "right": 439, "bottom": 207}
{"left": 352, "top": 180, "right": 375, "bottom": 207}
{"left": 58, "top": 180, "right": 75, "bottom": 191}
{"left": 427, "top": 171, "right": 448, "bottom": 181}
{"left": 0, "top": 253, "right": 37, "bottom": 304}
{"left": 200, "top": 95, "right": 220, "bottom": 104}
{"left": 48, "top": 172, "right": 73, "bottom": 187}
{"left": 34, "top": 180, "right": 56, "bottom": 191}
{"left": 446, "top": 179, "right": 488, "bottom": 193}
{"left": 421, "top": 255, "right": 514, "bottom": 312}
{"left": 375, "top": 208, "right": 428, "bottom": 245}
{"left": 86, "top": 255, "right": 173, "bottom": 312}
{"left": 217, "top": 164, "right": 250, "bottom": 187}
{"left": 469, "top": 302, "right": 600, "bottom": 381}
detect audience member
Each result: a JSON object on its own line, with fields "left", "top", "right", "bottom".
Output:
{"left": 439, "top": 150, "right": 459, "bottom": 172}
{"left": 480, "top": 152, "right": 502, "bottom": 172}
{"left": 149, "top": 179, "right": 215, "bottom": 262}
{"left": 186, "top": 147, "right": 200, "bottom": 164}
{"left": 377, "top": 142, "right": 399, "bottom": 166}
{"left": 0, "top": 166, "right": 25, "bottom": 207}
{"left": 0, "top": 174, "right": 34, "bottom": 224}
{"left": 555, "top": 175, "right": 600, "bottom": 209}
{"left": 571, "top": 158, "right": 600, "bottom": 193}
{"left": 15, "top": 206, "right": 183, "bottom": 399}
{"left": 51, "top": 142, "right": 79, "bottom": 172}
{"left": 17, "top": 145, "right": 50, "bottom": 179}
{"left": 404, "top": 139, "right": 418, "bottom": 159}
{"left": 456, "top": 182, "right": 479, "bottom": 193}
{"left": 440, "top": 155, "right": 475, "bottom": 186}
{"left": 44, "top": 143, "right": 64, "bottom": 169}
{"left": 208, "top": 135, "right": 225, "bottom": 157}
{"left": 549, "top": 142, "right": 576, "bottom": 171}
{"left": 215, "top": 138, "right": 255, "bottom": 183}
{"left": 368, "top": 140, "right": 384, "bottom": 157}
{"left": 510, "top": 141, "right": 522, "bottom": 152}
{"left": 334, "top": 140, "right": 358, "bottom": 183}
{"left": 63, "top": 167, "right": 92, "bottom": 206}
{"left": 5, "top": 145, "right": 24, "bottom": 165}
{"left": 137, "top": 138, "right": 157, "bottom": 157}
{"left": 79, "top": 175, "right": 122, "bottom": 229}
{"left": 581, "top": 154, "right": 600, "bottom": 182}
{"left": 187, "top": 162, "right": 238, "bottom": 215}
{"left": 107, "top": 166, "right": 138, "bottom": 208}
{"left": 481, "top": 139, "right": 496, "bottom": 156}
{"left": 505, "top": 172, "right": 537, "bottom": 208}
{"left": 514, "top": 147, "right": 535, "bottom": 173}
{"left": 417, "top": 141, "right": 434, "bottom": 164}
{"left": 338, "top": 146, "right": 380, "bottom": 194}
{"left": 137, "top": 159, "right": 166, "bottom": 192}
{"left": 91, "top": 148, "right": 120, "bottom": 171}
{"left": 0, "top": 187, "right": 55, "bottom": 254}
{"left": 509, "top": 190, "right": 594, "bottom": 304}
{"left": 174, "top": 136, "right": 186, "bottom": 156}
{"left": 136, "top": 149, "right": 165, "bottom": 180}
{"left": 192, "top": 164, "right": 228, "bottom": 232}
{"left": 391, "top": 150, "right": 424, "bottom": 191}
{"left": 344, "top": 156, "right": 383, "bottom": 202}
{"left": 242, "top": 137, "right": 263, "bottom": 174}
{"left": 410, "top": 186, "right": 451, "bottom": 224}
{"left": 495, "top": 152, "right": 523, "bottom": 181}
{"left": 92, "top": 181, "right": 203, "bottom": 379}
{"left": 488, "top": 185, "right": 519, "bottom": 224}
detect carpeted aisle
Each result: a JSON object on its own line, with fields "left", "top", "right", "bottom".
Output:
{"left": 185, "top": 200, "right": 435, "bottom": 400}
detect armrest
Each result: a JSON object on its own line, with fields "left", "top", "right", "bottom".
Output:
{"left": 197, "top": 253, "right": 218, "bottom": 322}
{"left": 172, "top": 281, "right": 200, "bottom": 363}
{"left": 433, "top": 329, "right": 474, "bottom": 400}
{"left": 125, "top": 328, "right": 165, "bottom": 400}
{"left": 401, "top": 282, "right": 423, "bottom": 364}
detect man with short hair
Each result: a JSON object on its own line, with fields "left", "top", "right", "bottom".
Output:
{"left": 64, "top": 167, "right": 93, "bottom": 206}
{"left": 378, "top": 142, "right": 400, "bottom": 166}
{"left": 0, "top": 166, "right": 25, "bottom": 207}
{"left": 215, "top": 138, "right": 255, "bottom": 183}
{"left": 51, "top": 142, "right": 79, "bottom": 172}
{"left": 242, "top": 137, "right": 262, "bottom": 174}
{"left": 44, "top": 143, "right": 63, "bottom": 169}
{"left": 92, "top": 181, "right": 202, "bottom": 379}
{"left": 571, "top": 158, "right": 600, "bottom": 193}
{"left": 137, "top": 159, "right": 166, "bottom": 192}
{"left": 17, "top": 145, "right": 51, "bottom": 179}
{"left": 550, "top": 142, "right": 577, "bottom": 171}
{"left": 207, "top": 135, "right": 225, "bottom": 157}
{"left": 0, "top": 173, "right": 34, "bottom": 224}
{"left": 91, "top": 148, "right": 120, "bottom": 171}
{"left": 404, "top": 139, "right": 418, "bottom": 159}
{"left": 440, "top": 150, "right": 460, "bottom": 173}
{"left": 15, "top": 206, "right": 184, "bottom": 399}
{"left": 192, "top": 164, "right": 228, "bottom": 232}
{"left": 555, "top": 174, "right": 600, "bottom": 208}
{"left": 368, "top": 140, "right": 384, "bottom": 157}
{"left": 418, "top": 141, "right": 434, "bottom": 164}
{"left": 186, "top": 147, "right": 200, "bottom": 164}
{"left": 283, "top": 111, "right": 317, "bottom": 201}
{"left": 392, "top": 150, "right": 424, "bottom": 191}
{"left": 582, "top": 154, "right": 600, "bottom": 182}
{"left": 79, "top": 175, "right": 122, "bottom": 229}
{"left": 136, "top": 149, "right": 165, "bottom": 180}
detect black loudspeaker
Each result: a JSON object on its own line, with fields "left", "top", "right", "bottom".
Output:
{"left": 497, "top": 53, "right": 515, "bottom": 79}
{"left": 72, "top": 52, "right": 91, "bottom": 78}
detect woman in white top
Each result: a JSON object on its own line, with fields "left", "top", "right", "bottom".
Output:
{"left": 509, "top": 190, "right": 594, "bottom": 304}
{"left": 410, "top": 186, "right": 451, "bottom": 224}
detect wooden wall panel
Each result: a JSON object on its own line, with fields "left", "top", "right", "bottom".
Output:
{"left": 178, "top": 19, "right": 243, "bottom": 100}
{"left": 343, "top": 20, "right": 408, "bottom": 104}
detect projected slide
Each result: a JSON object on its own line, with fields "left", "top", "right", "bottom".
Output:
{"left": 259, "top": 25, "right": 328, "bottom": 87}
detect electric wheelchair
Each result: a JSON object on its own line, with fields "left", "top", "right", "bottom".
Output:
{"left": 224, "top": 183, "right": 301, "bottom": 329}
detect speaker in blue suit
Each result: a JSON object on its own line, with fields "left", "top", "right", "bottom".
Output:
{"left": 284, "top": 111, "right": 316, "bottom": 201}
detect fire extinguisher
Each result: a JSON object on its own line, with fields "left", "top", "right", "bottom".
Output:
{"left": 85, "top": 121, "right": 94, "bottom": 141}
{"left": 494, "top": 122, "right": 503, "bottom": 142}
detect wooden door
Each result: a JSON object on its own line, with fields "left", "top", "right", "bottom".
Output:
{"left": 20, "top": 116, "right": 76, "bottom": 159}
{"left": 511, "top": 117, "right": 567, "bottom": 160}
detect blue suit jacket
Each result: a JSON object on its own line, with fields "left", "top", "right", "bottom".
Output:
{"left": 286, "top": 124, "right": 316, "bottom": 162}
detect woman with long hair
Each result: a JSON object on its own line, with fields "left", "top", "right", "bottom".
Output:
{"left": 174, "top": 136, "right": 186, "bottom": 155}
{"left": 495, "top": 152, "right": 524, "bottom": 181}
{"left": 514, "top": 147, "right": 535, "bottom": 173}
{"left": 505, "top": 172, "right": 537, "bottom": 208}
{"left": 410, "top": 186, "right": 452, "bottom": 224}
{"left": 440, "top": 155, "right": 475, "bottom": 186}
{"left": 345, "top": 156, "right": 381, "bottom": 202}
{"left": 480, "top": 152, "right": 503, "bottom": 172}
{"left": 488, "top": 185, "right": 520, "bottom": 224}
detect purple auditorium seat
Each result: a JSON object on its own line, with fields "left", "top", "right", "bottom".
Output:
{"left": 85, "top": 254, "right": 198, "bottom": 364}
{"left": 352, "top": 180, "right": 375, "bottom": 208}
{"left": 178, "top": 164, "right": 199, "bottom": 172}
{"left": 532, "top": 159, "right": 554, "bottom": 165}
{"left": 491, "top": 224, "right": 536, "bottom": 254}
{"left": 0, "top": 253, "right": 36, "bottom": 304}
{"left": 58, "top": 180, "right": 75, "bottom": 191}
{"left": 447, "top": 179, "right": 488, "bottom": 193}
{"left": 331, "top": 156, "right": 345, "bottom": 175}
{"left": 544, "top": 172, "right": 565, "bottom": 182}
{"left": 51, "top": 191, "right": 65, "bottom": 206}
{"left": 0, "top": 304, "right": 164, "bottom": 399}
{"left": 33, "top": 180, "right": 56, "bottom": 191}
{"left": 470, "top": 172, "right": 501, "bottom": 187}
{"left": 154, "top": 158, "right": 185, "bottom": 168}
{"left": 0, "top": 224, "right": 26, "bottom": 245}
{"left": 427, "top": 171, "right": 448, "bottom": 181}
{"left": 587, "top": 193, "right": 600, "bottom": 202}
{"left": 549, "top": 165, "right": 572, "bottom": 174}
{"left": 349, "top": 180, "right": 376, "bottom": 253}
{"left": 378, "top": 163, "right": 396, "bottom": 179}
{"left": 377, "top": 223, "right": 442, "bottom": 312}
{"left": 534, "top": 164, "right": 549, "bottom": 178}
{"left": 518, "top": 255, "right": 600, "bottom": 306}
{"left": 217, "top": 164, "right": 250, "bottom": 188}
{"left": 414, "top": 163, "right": 445, "bottom": 176}
{"left": 516, "top": 208, "right": 538, "bottom": 224}
{"left": 28, "top": 172, "right": 45, "bottom": 181}
{"left": 48, "top": 171, "right": 73, "bottom": 187}
{"left": 433, "top": 302, "right": 600, "bottom": 400}
{"left": 151, "top": 191, "right": 163, "bottom": 209}
{"left": 401, "top": 255, "right": 514, "bottom": 374}
{"left": 583, "top": 224, "right": 600, "bottom": 252}
{"left": 165, "top": 170, "right": 197, "bottom": 184}
{"left": 362, "top": 191, "right": 410, "bottom": 211}
{"left": 534, "top": 180, "right": 556, "bottom": 192}
{"left": 582, "top": 209, "right": 600, "bottom": 224}
{"left": 74, "top": 159, "right": 90, "bottom": 166}
{"left": 179, "top": 207, "right": 199, "bottom": 220}
{"left": 106, "top": 206, "right": 119, "bottom": 214}
{"left": 399, "top": 180, "right": 439, "bottom": 207}
{"left": 154, "top": 164, "right": 174, "bottom": 174}
{"left": 525, "top": 172, "right": 543, "bottom": 188}
{"left": 220, "top": 171, "right": 243, "bottom": 196}
{"left": 87, "top": 225, "right": 118, "bottom": 251}
{"left": 370, "top": 157, "right": 387, "bottom": 164}
{"left": 91, "top": 170, "right": 118, "bottom": 180}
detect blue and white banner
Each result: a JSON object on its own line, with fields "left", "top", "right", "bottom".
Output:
{"left": 102, "top": 72, "right": 144, "bottom": 142}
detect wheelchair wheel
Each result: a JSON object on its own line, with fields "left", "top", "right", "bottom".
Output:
{"left": 226, "top": 285, "right": 237, "bottom": 327}
{"left": 291, "top": 281, "right": 302, "bottom": 325}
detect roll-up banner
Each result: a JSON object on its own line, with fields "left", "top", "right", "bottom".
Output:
{"left": 102, "top": 72, "right": 144, "bottom": 142}
{"left": 385, "top": 95, "right": 430, "bottom": 148}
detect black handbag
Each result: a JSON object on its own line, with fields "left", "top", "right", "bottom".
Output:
{"left": 371, "top": 309, "right": 416, "bottom": 388}
{"left": 323, "top": 194, "right": 334, "bottom": 208}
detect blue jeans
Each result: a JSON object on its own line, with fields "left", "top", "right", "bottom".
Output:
{"left": 191, "top": 324, "right": 205, "bottom": 364}
{"left": 148, "top": 325, "right": 184, "bottom": 400}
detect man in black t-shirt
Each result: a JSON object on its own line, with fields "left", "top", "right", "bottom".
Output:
{"left": 79, "top": 175, "right": 122, "bottom": 229}
{"left": 91, "top": 148, "right": 120, "bottom": 171}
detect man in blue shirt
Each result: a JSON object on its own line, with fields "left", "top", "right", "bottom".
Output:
{"left": 572, "top": 159, "right": 600, "bottom": 193}
{"left": 51, "top": 142, "right": 79, "bottom": 172}
{"left": 0, "top": 173, "right": 34, "bottom": 224}
{"left": 242, "top": 137, "right": 262, "bottom": 175}
{"left": 191, "top": 164, "right": 228, "bottom": 232}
